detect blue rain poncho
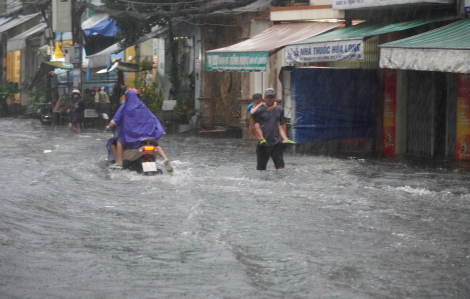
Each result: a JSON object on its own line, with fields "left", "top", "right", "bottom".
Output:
{"left": 110, "top": 90, "right": 164, "bottom": 149}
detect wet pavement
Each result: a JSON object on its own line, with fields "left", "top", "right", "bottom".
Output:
{"left": 0, "top": 118, "right": 469, "bottom": 298}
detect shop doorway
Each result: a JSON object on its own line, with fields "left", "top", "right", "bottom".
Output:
{"left": 406, "top": 71, "right": 448, "bottom": 157}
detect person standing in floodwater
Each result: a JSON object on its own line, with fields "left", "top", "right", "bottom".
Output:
{"left": 67, "top": 89, "right": 85, "bottom": 133}
{"left": 251, "top": 88, "right": 286, "bottom": 170}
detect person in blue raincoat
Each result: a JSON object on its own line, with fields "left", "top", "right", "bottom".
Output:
{"left": 105, "top": 88, "right": 173, "bottom": 172}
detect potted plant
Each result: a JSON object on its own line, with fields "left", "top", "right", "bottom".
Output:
{"left": 134, "top": 60, "right": 164, "bottom": 116}
{"left": 173, "top": 103, "right": 196, "bottom": 124}
{"left": 0, "top": 81, "right": 20, "bottom": 116}
{"left": 173, "top": 88, "right": 197, "bottom": 132}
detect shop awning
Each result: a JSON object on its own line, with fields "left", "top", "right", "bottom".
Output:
{"left": 87, "top": 23, "right": 174, "bottom": 69}
{"left": 96, "top": 61, "right": 141, "bottom": 73}
{"left": 0, "top": 17, "right": 12, "bottom": 26}
{"left": 0, "top": 17, "right": 12, "bottom": 42}
{"left": 29, "top": 61, "right": 73, "bottom": 91}
{"left": 0, "top": 13, "right": 40, "bottom": 33}
{"left": 379, "top": 18, "right": 470, "bottom": 73}
{"left": 7, "top": 23, "right": 47, "bottom": 52}
{"left": 285, "top": 18, "right": 442, "bottom": 63}
{"left": 206, "top": 22, "right": 342, "bottom": 72}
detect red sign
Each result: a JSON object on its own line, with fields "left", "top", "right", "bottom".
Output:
{"left": 456, "top": 73, "right": 470, "bottom": 159}
{"left": 383, "top": 69, "right": 396, "bottom": 155}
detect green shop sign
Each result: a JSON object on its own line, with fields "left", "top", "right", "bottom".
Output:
{"left": 206, "top": 52, "right": 269, "bottom": 72}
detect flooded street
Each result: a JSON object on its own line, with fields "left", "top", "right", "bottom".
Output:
{"left": 1, "top": 118, "right": 469, "bottom": 298}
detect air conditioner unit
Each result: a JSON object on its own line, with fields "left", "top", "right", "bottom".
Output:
{"left": 52, "top": 0, "right": 72, "bottom": 32}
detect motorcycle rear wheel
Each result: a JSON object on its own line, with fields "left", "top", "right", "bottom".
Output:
{"left": 39, "top": 114, "right": 53, "bottom": 125}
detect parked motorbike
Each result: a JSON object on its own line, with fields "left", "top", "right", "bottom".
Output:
{"left": 37, "top": 102, "right": 53, "bottom": 125}
{"left": 122, "top": 137, "right": 163, "bottom": 175}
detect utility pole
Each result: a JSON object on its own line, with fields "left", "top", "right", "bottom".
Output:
{"left": 71, "top": 0, "right": 84, "bottom": 93}
{"left": 53, "top": 0, "right": 83, "bottom": 92}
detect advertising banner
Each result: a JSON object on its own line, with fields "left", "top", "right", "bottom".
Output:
{"left": 73, "top": 68, "right": 81, "bottom": 88}
{"left": 285, "top": 40, "right": 363, "bottom": 63}
{"left": 206, "top": 52, "right": 269, "bottom": 72}
{"left": 333, "top": 0, "right": 453, "bottom": 10}
{"left": 74, "top": 46, "right": 82, "bottom": 64}
{"left": 54, "top": 40, "right": 73, "bottom": 59}
{"left": 456, "top": 73, "right": 470, "bottom": 160}
{"left": 383, "top": 69, "right": 396, "bottom": 155}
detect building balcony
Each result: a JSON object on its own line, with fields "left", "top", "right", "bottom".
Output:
{"left": 270, "top": 0, "right": 345, "bottom": 22}
{"left": 271, "top": 0, "right": 310, "bottom": 6}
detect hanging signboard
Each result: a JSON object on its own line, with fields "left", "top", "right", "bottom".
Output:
{"left": 206, "top": 52, "right": 269, "bottom": 72}
{"left": 333, "top": 0, "right": 453, "bottom": 10}
{"left": 456, "top": 73, "right": 470, "bottom": 160}
{"left": 383, "top": 69, "right": 396, "bottom": 155}
{"left": 74, "top": 45, "right": 82, "bottom": 64}
{"left": 285, "top": 40, "right": 363, "bottom": 63}
{"left": 153, "top": 39, "right": 158, "bottom": 68}
{"left": 465, "top": 0, "right": 470, "bottom": 13}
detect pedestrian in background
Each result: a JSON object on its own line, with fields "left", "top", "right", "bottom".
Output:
{"left": 67, "top": 89, "right": 85, "bottom": 133}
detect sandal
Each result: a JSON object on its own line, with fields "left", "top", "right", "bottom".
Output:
{"left": 163, "top": 159, "right": 173, "bottom": 173}
{"left": 110, "top": 163, "right": 122, "bottom": 169}
{"left": 282, "top": 140, "right": 296, "bottom": 145}
{"left": 260, "top": 140, "right": 267, "bottom": 145}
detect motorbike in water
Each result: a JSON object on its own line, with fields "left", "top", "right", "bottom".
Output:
{"left": 122, "top": 137, "right": 163, "bottom": 175}
{"left": 37, "top": 102, "right": 54, "bottom": 125}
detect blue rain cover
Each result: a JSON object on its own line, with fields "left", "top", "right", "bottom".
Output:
{"left": 291, "top": 68, "right": 377, "bottom": 144}
{"left": 83, "top": 18, "right": 120, "bottom": 37}
{"left": 112, "top": 90, "right": 164, "bottom": 149}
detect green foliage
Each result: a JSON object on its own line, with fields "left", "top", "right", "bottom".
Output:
{"left": 134, "top": 61, "right": 163, "bottom": 114}
{"left": 139, "top": 59, "right": 154, "bottom": 72}
{"left": 101, "top": 0, "right": 168, "bottom": 48}
{"left": 0, "top": 81, "right": 20, "bottom": 105}
{"left": 24, "top": 76, "right": 48, "bottom": 115}
{"left": 166, "top": 37, "right": 198, "bottom": 124}
{"left": 140, "top": 81, "right": 164, "bottom": 114}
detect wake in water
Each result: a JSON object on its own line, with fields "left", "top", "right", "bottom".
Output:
{"left": 1, "top": 119, "right": 470, "bottom": 298}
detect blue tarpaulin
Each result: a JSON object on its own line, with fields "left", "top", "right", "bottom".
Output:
{"left": 291, "top": 68, "right": 377, "bottom": 144}
{"left": 83, "top": 17, "right": 119, "bottom": 37}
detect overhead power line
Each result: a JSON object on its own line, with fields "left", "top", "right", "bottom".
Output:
{"left": 82, "top": 0, "right": 262, "bottom": 21}
{"left": 113, "top": 0, "right": 207, "bottom": 6}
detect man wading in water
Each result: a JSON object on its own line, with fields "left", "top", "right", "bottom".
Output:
{"left": 251, "top": 88, "right": 287, "bottom": 170}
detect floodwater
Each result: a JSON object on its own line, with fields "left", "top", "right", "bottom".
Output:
{"left": 0, "top": 118, "right": 469, "bottom": 299}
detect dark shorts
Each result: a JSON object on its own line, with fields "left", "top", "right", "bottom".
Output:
{"left": 256, "top": 142, "right": 284, "bottom": 170}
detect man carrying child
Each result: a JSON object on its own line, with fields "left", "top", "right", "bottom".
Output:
{"left": 251, "top": 88, "right": 294, "bottom": 170}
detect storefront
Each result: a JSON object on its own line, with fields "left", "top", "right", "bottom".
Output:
{"left": 204, "top": 21, "right": 342, "bottom": 136}
{"left": 283, "top": 17, "right": 449, "bottom": 151}
{"left": 379, "top": 18, "right": 470, "bottom": 159}
{"left": 0, "top": 13, "right": 42, "bottom": 103}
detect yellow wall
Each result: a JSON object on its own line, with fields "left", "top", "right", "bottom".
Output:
{"left": 124, "top": 46, "right": 136, "bottom": 87}
{"left": 6, "top": 51, "right": 21, "bottom": 103}
{"left": 6, "top": 51, "right": 21, "bottom": 85}
{"left": 54, "top": 40, "right": 73, "bottom": 59}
